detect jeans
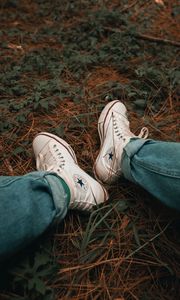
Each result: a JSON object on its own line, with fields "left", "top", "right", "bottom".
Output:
{"left": 0, "top": 139, "right": 179, "bottom": 259}
{"left": 122, "top": 138, "right": 180, "bottom": 211}
{"left": 0, "top": 172, "right": 70, "bottom": 260}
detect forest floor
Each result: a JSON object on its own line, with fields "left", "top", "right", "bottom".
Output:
{"left": 0, "top": 0, "right": 180, "bottom": 299}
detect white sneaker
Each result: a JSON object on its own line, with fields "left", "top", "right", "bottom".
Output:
{"left": 94, "top": 100, "right": 148, "bottom": 184}
{"left": 33, "top": 132, "right": 108, "bottom": 211}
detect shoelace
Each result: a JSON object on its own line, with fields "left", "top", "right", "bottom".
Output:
{"left": 112, "top": 113, "right": 149, "bottom": 140}
{"left": 138, "top": 127, "right": 149, "bottom": 139}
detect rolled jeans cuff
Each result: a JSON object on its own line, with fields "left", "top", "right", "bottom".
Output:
{"left": 44, "top": 172, "right": 70, "bottom": 221}
{"left": 121, "top": 138, "right": 150, "bottom": 183}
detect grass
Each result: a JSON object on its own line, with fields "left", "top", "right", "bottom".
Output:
{"left": 0, "top": 0, "right": 180, "bottom": 299}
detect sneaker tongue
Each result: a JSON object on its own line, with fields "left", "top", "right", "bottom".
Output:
{"left": 37, "top": 152, "right": 55, "bottom": 171}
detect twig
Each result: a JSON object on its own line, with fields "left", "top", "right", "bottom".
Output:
{"left": 136, "top": 33, "right": 180, "bottom": 47}
{"left": 120, "top": 0, "right": 139, "bottom": 13}
{"left": 104, "top": 26, "right": 180, "bottom": 47}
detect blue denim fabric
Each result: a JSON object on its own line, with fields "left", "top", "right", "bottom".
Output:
{"left": 121, "top": 138, "right": 180, "bottom": 211}
{"left": 0, "top": 171, "right": 70, "bottom": 260}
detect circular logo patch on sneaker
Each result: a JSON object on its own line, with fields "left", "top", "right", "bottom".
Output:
{"left": 73, "top": 174, "right": 88, "bottom": 191}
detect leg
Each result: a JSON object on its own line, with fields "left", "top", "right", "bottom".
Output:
{"left": 94, "top": 100, "right": 180, "bottom": 211}
{"left": 0, "top": 171, "right": 70, "bottom": 260}
{"left": 121, "top": 139, "right": 180, "bottom": 210}
{"left": 0, "top": 130, "right": 109, "bottom": 260}
{"left": 0, "top": 131, "right": 108, "bottom": 260}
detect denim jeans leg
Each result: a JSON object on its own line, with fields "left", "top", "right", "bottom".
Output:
{"left": 0, "top": 171, "right": 70, "bottom": 260}
{"left": 121, "top": 138, "right": 180, "bottom": 211}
